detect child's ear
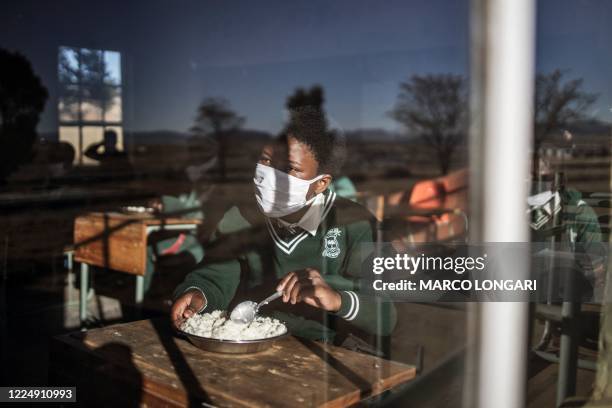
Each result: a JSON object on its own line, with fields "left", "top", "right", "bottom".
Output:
{"left": 315, "top": 175, "right": 332, "bottom": 194}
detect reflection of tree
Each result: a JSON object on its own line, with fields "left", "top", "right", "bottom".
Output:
{"left": 533, "top": 69, "right": 597, "bottom": 174}
{"left": 389, "top": 74, "right": 467, "bottom": 175}
{"left": 284, "top": 85, "right": 347, "bottom": 175}
{"left": 0, "top": 49, "right": 48, "bottom": 181}
{"left": 286, "top": 85, "right": 324, "bottom": 111}
{"left": 285, "top": 85, "right": 328, "bottom": 127}
{"left": 58, "top": 48, "right": 119, "bottom": 119}
{"left": 190, "top": 98, "right": 244, "bottom": 180}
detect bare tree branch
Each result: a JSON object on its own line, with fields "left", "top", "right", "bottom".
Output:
{"left": 389, "top": 74, "right": 467, "bottom": 175}
{"left": 533, "top": 69, "right": 598, "bottom": 174}
{"left": 191, "top": 97, "right": 244, "bottom": 180}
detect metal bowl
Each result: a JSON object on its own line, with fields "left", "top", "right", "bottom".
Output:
{"left": 177, "top": 329, "right": 289, "bottom": 354}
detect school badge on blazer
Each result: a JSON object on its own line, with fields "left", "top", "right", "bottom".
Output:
{"left": 322, "top": 227, "right": 342, "bottom": 258}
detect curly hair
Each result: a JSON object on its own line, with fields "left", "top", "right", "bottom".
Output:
{"left": 283, "top": 106, "right": 345, "bottom": 176}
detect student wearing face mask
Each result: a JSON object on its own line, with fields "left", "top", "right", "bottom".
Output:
{"left": 170, "top": 108, "right": 396, "bottom": 345}
{"left": 528, "top": 158, "right": 607, "bottom": 301}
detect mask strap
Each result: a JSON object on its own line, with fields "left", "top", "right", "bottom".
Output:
{"left": 309, "top": 174, "right": 326, "bottom": 183}
{"left": 306, "top": 175, "right": 328, "bottom": 203}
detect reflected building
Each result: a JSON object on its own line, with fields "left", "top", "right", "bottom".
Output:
{"left": 58, "top": 46, "right": 123, "bottom": 165}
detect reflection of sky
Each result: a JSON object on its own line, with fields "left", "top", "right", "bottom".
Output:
{"left": 2, "top": 0, "right": 611, "bottom": 135}
{"left": 537, "top": 0, "right": 612, "bottom": 121}
{"left": 59, "top": 47, "right": 78, "bottom": 77}
{"left": 103, "top": 51, "right": 121, "bottom": 85}
{"left": 2, "top": 0, "right": 469, "bottom": 134}
{"left": 59, "top": 47, "right": 121, "bottom": 85}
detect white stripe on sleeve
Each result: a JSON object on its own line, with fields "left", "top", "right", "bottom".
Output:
{"left": 340, "top": 290, "right": 355, "bottom": 320}
{"left": 345, "top": 291, "right": 360, "bottom": 321}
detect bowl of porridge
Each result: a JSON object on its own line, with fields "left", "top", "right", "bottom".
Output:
{"left": 177, "top": 310, "right": 288, "bottom": 354}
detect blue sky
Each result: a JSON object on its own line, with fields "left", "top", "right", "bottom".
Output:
{"left": 2, "top": 0, "right": 611, "bottom": 135}
{"left": 536, "top": 0, "right": 612, "bottom": 121}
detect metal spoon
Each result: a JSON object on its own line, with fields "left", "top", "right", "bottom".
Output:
{"left": 229, "top": 291, "right": 283, "bottom": 324}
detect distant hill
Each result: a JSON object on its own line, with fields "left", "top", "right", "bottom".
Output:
{"left": 344, "top": 128, "right": 410, "bottom": 142}
{"left": 127, "top": 130, "right": 189, "bottom": 145}
{"left": 127, "top": 129, "right": 273, "bottom": 145}
{"left": 565, "top": 119, "right": 611, "bottom": 135}
{"left": 541, "top": 118, "right": 611, "bottom": 146}
{"left": 40, "top": 128, "right": 274, "bottom": 146}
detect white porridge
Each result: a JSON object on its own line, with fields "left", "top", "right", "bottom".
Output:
{"left": 180, "top": 310, "right": 287, "bottom": 341}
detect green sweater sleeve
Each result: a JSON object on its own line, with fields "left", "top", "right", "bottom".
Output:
{"left": 563, "top": 190, "right": 607, "bottom": 276}
{"left": 332, "top": 221, "right": 397, "bottom": 336}
{"left": 173, "top": 257, "right": 241, "bottom": 312}
{"left": 161, "top": 190, "right": 203, "bottom": 219}
{"left": 172, "top": 206, "right": 247, "bottom": 311}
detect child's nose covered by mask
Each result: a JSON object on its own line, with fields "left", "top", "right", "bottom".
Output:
{"left": 253, "top": 163, "right": 323, "bottom": 218}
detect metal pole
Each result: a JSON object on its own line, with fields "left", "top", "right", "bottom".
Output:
{"left": 474, "top": 1, "right": 535, "bottom": 407}
{"left": 464, "top": 0, "right": 487, "bottom": 404}
{"left": 557, "top": 262, "right": 580, "bottom": 405}
{"left": 80, "top": 263, "right": 89, "bottom": 326}
{"left": 135, "top": 274, "right": 145, "bottom": 319}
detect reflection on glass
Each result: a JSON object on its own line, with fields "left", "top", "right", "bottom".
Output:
{"left": 104, "top": 92, "right": 122, "bottom": 123}
{"left": 57, "top": 46, "right": 123, "bottom": 164}
{"left": 58, "top": 99, "right": 78, "bottom": 122}
{"left": 104, "top": 51, "right": 121, "bottom": 85}
{"left": 58, "top": 46, "right": 79, "bottom": 83}
{"left": 79, "top": 48, "right": 104, "bottom": 85}
{"left": 82, "top": 126, "right": 104, "bottom": 165}
{"left": 87, "top": 86, "right": 120, "bottom": 120}
{"left": 81, "top": 99, "right": 103, "bottom": 122}
{"left": 104, "top": 126, "right": 124, "bottom": 150}
{"left": 58, "top": 126, "right": 79, "bottom": 164}
{"left": 58, "top": 83, "right": 80, "bottom": 122}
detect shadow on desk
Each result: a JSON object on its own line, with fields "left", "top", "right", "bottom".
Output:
{"left": 50, "top": 340, "right": 143, "bottom": 407}
{"left": 51, "top": 318, "right": 212, "bottom": 407}
{"left": 295, "top": 336, "right": 372, "bottom": 395}
{"left": 150, "top": 318, "right": 211, "bottom": 405}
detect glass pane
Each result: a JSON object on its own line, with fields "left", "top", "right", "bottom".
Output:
{"left": 58, "top": 126, "right": 80, "bottom": 164}
{"left": 104, "top": 88, "right": 122, "bottom": 122}
{"left": 58, "top": 84, "right": 80, "bottom": 122}
{"left": 5, "top": 2, "right": 476, "bottom": 406}
{"left": 79, "top": 48, "right": 104, "bottom": 86}
{"left": 83, "top": 83, "right": 119, "bottom": 117}
{"left": 81, "top": 98, "right": 103, "bottom": 122}
{"left": 82, "top": 126, "right": 104, "bottom": 165}
{"left": 104, "top": 51, "right": 121, "bottom": 85}
{"left": 58, "top": 46, "right": 79, "bottom": 83}
{"left": 531, "top": 1, "right": 612, "bottom": 404}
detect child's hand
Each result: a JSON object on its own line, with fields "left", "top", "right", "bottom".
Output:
{"left": 171, "top": 289, "right": 206, "bottom": 329}
{"left": 276, "top": 268, "right": 341, "bottom": 312}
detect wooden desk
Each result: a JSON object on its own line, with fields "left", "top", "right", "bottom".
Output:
{"left": 74, "top": 212, "right": 201, "bottom": 324}
{"left": 51, "top": 319, "right": 415, "bottom": 407}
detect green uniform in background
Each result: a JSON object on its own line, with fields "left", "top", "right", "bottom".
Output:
{"left": 330, "top": 175, "right": 357, "bottom": 201}
{"left": 559, "top": 188, "right": 606, "bottom": 271}
{"left": 530, "top": 187, "right": 607, "bottom": 299}
{"left": 531, "top": 186, "right": 611, "bottom": 404}
{"left": 174, "top": 189, "right": 397, "bottom": 342}
{"left": 144, "top": 191, "right": 205, "bottom": 293}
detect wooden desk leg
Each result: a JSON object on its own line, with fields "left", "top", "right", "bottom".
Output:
{"left": 80, "top": 263, "right": 89, "bottom": 326}
{"left": 135, "top": 275, "right": 144, "bottom": 318}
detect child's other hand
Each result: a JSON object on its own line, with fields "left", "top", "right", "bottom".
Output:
{"left": 276, "top": 268, "right": 341, "bottom": 312}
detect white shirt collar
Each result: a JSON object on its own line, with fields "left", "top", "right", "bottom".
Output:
{"left": 277, "top": 192, "right": 326, "bottom": 236}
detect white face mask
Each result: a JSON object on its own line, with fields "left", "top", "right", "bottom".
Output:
{"left": 253, "top": 163, "right": 324, "bottom": 218}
